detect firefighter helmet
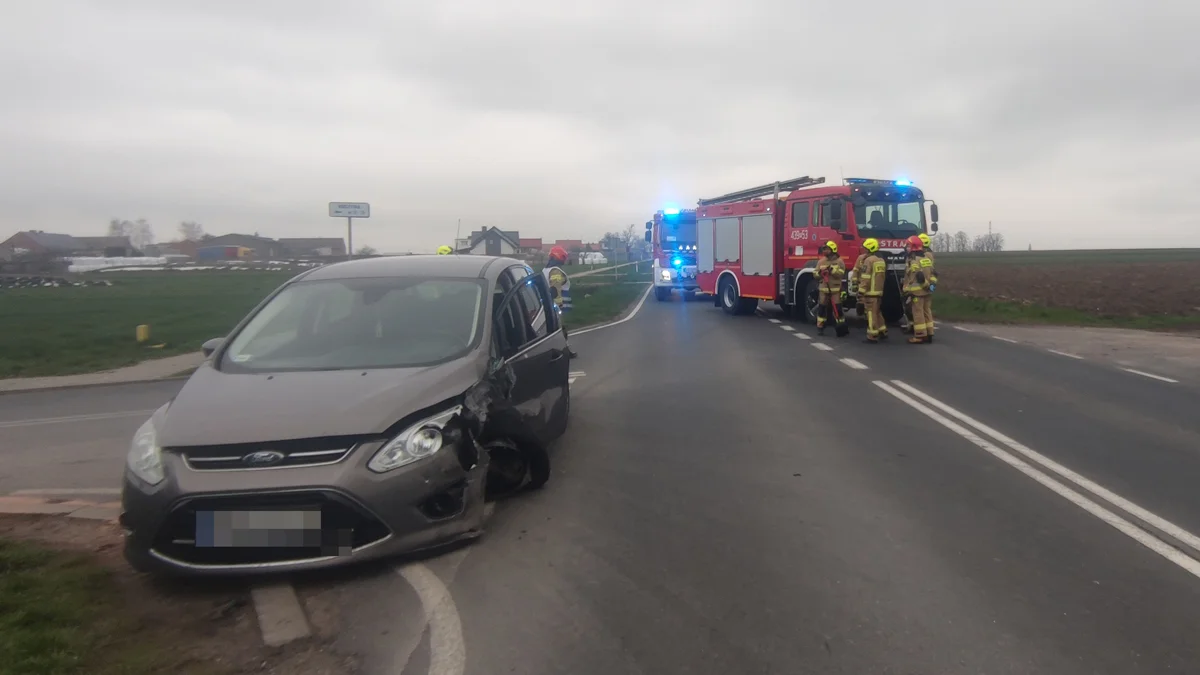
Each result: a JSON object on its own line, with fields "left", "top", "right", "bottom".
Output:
{"left": 436, "top": 245, "right": 453, "bottom": 255}
{"left": 906, "top": 235, "right": 924, "bottom": 251}
{"left": 917, "top": 232, "right": 932, "bottom": 248}
{"left": 824, "top": 240, "right": 838, "bottom": 254}
{"left": 549, "top": 246, "right": 568, "bottom": 262}
{"left": 862, "top": 238, "right": 879, "bottom": 253}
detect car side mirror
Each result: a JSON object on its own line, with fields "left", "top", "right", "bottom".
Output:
{"left": 644, "top": 231, "right": 652, "bottom": 242}
{"left": 201, "top": 337, "right": 223, "bottom": 357}
{"left": 930, "top": 203, "right": 939, "bottom": 226}
{"left": 645, "top": 221, "right": 652, "bottom": 230}
{"left": 826, "top": 199, "right": 845, "bottom": 231}
{"left": 930, "top": 222, "right": 939, "bottom": 233}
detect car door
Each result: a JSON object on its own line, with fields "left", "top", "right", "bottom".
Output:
{"left": 494, "top": 265, "right": 569, "bottom": 445}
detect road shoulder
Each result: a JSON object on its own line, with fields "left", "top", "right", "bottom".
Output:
{"left": 0, "top": 352, "right": 202, "bottom": 395}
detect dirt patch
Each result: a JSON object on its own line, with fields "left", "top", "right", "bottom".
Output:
{"left": 0, "top": 515, "right": 358, "bottom": 675}
{"left": 942, "top": 260, "right": 1200, "bottom": 320}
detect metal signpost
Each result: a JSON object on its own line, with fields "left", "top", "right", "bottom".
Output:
{"left": 328, "top": 202, "right": 370, "bottom": 259}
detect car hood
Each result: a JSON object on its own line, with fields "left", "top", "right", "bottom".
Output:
{"left": 158, "top": 356, "right": 485, "bottom": 447}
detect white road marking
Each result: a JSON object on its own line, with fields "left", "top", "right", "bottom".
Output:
{"left": 840, "top": 358, "right": 869, "bottom": 370}
{"left": 397, "top": 564, "right": 466, "bottom": 675}
{"left": 793, "top": 333, "right": 811, "bottom": 340}
{"left": 571, "top": 285, "right": 652, "bottom": 335}
{"left": 1047, "top": 349, "right": 1084, "bottom": 360}
{"left": 768, "top": 318, "right": 781, "bottom": 324}
{"left": 888, "top": 380, "right": 1200, "bottom": 559}
{"left": 0, "top": 409, "right": 155, "bottom": 429}
{"left": 568, "top": 371, "right": 585, "bottom": 386}
{"left": 954, "top": 326, "right": 976, "bottom": 333}
{"left": 1122, "top": 368, "right": 1179, "bottom": 384}
{"left": 10, "top": 488, "right": 121, "bottom": 496}
{"left": 875, "top": 380, "right": 1200, "bottom": 580}
{"left": 812, "top": 343, "right": 834, "bottom": 352}
{"left": 991, "top": 336, "right": 1019, "bottom": 344}
{"left": 779, "top": 325, "right": 795, "bottom": 332}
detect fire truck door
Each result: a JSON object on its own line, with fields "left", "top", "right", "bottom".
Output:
{"left": 812, "top": 200, "right": 851, "bottom": 250}
{"left": 698, "top": 219, "right": 714, "bottom": 273}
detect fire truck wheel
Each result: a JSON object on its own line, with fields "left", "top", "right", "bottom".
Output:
{"left": 799, "top": 277, "right": 820, "bottom": 324}
{"left": 719, "top": 278, "right": 749, "bottom": 315}
{"left": 882, "top": 295, "right": 904, "bottom": 323}
{"left": 654, "top": 286, "right": 672, "bottom": 302}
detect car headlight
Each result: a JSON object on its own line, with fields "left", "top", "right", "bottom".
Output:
{"left": 368, "top": 406, "right": 463, "bottom": 473}
{"left": 127, "top": 416, "right": 164, "bottom": 485}
{"left": 660, "top": 269, "right": 672, "bottom": 281}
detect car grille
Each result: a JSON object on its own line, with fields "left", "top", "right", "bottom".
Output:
{"left": 178, "top": 435, "right": 370, "bottom": 471}
{"left": 150, "top": 491, "right": 391, "bottom": 567}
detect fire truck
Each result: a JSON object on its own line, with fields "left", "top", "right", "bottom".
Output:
{"left": 644, "top": 207, "right": 701, "bottom": 301}
{"left": 693, "top": 175, "right": 940, "bottom": 323}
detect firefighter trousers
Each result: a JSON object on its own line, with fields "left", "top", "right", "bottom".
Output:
{"left": 911, "top": 295, "right": 934, "bottom": 338}
{"left": 863, "top": 296, "right": 886, "bottom": 339}
{"left": 817, "top": 290, "right": 836, "bottom": 327}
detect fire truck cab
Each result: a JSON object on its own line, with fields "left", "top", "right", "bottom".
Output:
{"left": 694, "top": 175, "right": 939, "bottom": 323}
{"left": 645, "top": 208, "right": 701, "bottom": 301}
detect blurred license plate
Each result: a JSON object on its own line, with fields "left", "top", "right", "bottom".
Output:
{"left": 195, "top": 510, "right": 323, "bottom": 548}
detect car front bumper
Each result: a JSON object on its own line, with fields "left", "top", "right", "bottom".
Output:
{"left": 120, "top": 438, "right": 488, "bottom": 576}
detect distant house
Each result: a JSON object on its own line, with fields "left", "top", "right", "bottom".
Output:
{"left": 518, "top": 238, "right": 543, "bottom": 254}
{"left": 278, "top": 237, "right": 347, "bottom": 258}
{"left": 154, "top": 240, "right": 201, "bottom": 258}
{"left": 200, "top": 234, "right": 282, "bottom": 260}
{"left": 76, "top": 236, "right": 136, "bottom": 257}
{"left": 458, "top": 227, "right": 521, "bottom": 256}
{"left": 0, "top": 231, "right": 84, "bottom": 260}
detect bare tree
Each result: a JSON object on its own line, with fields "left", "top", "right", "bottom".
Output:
{"left": 130, "top": 219, "right": 155, "bottom": 250}
{"left": 620, "top": 224, "right": 641, "bottom": 253}
{"left": 108, "top": 218, "right": 131, "bottom": 237}
{"left": 952, "top": 230, "right": 971, "bottom": 252}
{"left": 356, "top": 245, "right": 378, "bottom": 256}
{"left": 179, "top": 221, "right": 204, "bottom": 241}
{"left": 931, "top": 232, "right": 952, "bottom": 252}
{"left": 600, "top": 231, "right": 623, "bottom": 252}
{"left": 971, "top": 232, "right": 1005, "bottom": 252}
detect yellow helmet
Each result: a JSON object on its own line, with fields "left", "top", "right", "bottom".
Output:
{"left": 436, "top": 245, "right": 453, "bottom": 255}
{"left": 824, "top": 240, "right": 838, "bottom": 254}
{"left": 862, "top": 238, "right": 879, "bottom": 253}
{"left": 917, "top": 233, "right": 931, "bottom": 248}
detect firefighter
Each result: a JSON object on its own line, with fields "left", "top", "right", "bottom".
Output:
{"left": 917, "top": 232, "right": 934, "bottom": 267}
{"left": 903, "top": 235, "right": 937, "bottom": 344}
{"left": 850, "top": 240, "right": 872, "bottom": 317}
{"left": 436, "top": 245, "right": 453, "bottom": 255}
{"left": 543, "top": 246, "right": 578, "bottom": 359}
{"left": 857, "top": 238, "right": 888, "bottom": 343}
{"left": 814, "top": 241, "right": 845, "bottom": 336}
{"left": 917, "top": 232, "right": 937, "bottom": 331}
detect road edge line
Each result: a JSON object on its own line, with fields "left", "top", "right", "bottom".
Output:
{"left": 250, "top": 582, "right": 312, "bottom": 647}
{"left": 570, "top": 284, "right": 653, "bottom": 336}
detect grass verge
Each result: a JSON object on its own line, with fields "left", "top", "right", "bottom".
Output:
{"left": 562, "top": 283, "right": 650, "bottom": 330}
{"left": 0, "top": 271, "right": 293, "bottom": 379}
{"left": 935, "top": 294, "right": 1200, "bottom": 331}
{"left": 0, "top": 538, "right": 215, "bottom": 675}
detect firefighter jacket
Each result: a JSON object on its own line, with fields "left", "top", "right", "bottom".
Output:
{"left": 543, "top": 266, "right": 572, "bottom": 311}
{"left": 815, "top": 255, "right": 845, "bottom": 293}
{"left": 851, "top": 253, "right": 869, "bottom": 293}
{"left": 858, "top": 253, "right": 887, "bottom": 297}
{"left": 903, "top": 253, "right": 936, "bottom": 297}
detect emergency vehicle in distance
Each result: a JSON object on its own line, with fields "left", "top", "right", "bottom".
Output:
{"left": 693, "top": 175, "right": 939, "bottom": 323}
{"left": 644, "top": 207, "right": 701, "bottom": 301}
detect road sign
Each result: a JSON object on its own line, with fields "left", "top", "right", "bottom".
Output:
{"left": 329, "top": 202, "right": 370, "bottom": 218}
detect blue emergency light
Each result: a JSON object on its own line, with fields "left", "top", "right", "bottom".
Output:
{"left": 894, "top": 178, "right": 913, "bottom": 187}
{"left": 672, "top": 257, "right": 683, "bottom": 267}
{"left": 663, "top": 207, "right": 681, "bottom": 216}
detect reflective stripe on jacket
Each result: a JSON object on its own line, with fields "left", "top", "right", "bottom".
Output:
{"left": 815, "top": 256, "right": 845, "bottom": 292}
{"left": 544, "top": 266, "right": 572, "bottom": 311}
{"left": 859, "top": 254, "right": 887, "bottom": 297}
{"left": 903, "top": 254, "right": 935, "bottom": 296}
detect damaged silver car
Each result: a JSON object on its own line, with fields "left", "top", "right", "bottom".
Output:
{"left": 120, "top": 255, "right": 571, "bottom": 575}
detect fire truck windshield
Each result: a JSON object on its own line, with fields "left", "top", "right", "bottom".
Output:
{"left": 659, "top": 220, "right": 697, "bottom": 250}
{"left": 854, "top": 201, "right": 925, "bottom": 238}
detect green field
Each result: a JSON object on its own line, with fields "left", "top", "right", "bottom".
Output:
{"left": 1, "top": 267, "right": 650, "bottom": 379}
{"left": 934, "top": 248, "right": 1200, "bottom": 266}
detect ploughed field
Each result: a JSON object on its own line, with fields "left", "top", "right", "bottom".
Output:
{"left": 933, "top": 249, "right": 1200, "bottom": 329}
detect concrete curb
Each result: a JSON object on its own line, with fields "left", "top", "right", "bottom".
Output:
{"left": 0, "top": 494, "right": 312, "bottom": 649}
{"left": 0, "top": 374, "right": 193, "bottom": 396}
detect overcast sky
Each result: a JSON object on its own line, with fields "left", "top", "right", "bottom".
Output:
{"left": 1, "top": 0, "right": 1196, "bottom": 252}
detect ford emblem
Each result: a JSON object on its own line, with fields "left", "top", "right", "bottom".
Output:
{"left": 242, "top": 450, "right": 286, "bottom": 467}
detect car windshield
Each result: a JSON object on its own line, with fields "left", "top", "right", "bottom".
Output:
{"left": 855, "top": 201, "right": 924, "bottom": 238}
{"left": 220, "top": 277, "right": 485, "bottom": 372}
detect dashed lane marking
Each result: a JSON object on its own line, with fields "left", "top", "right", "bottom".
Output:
{"left": 768, "top": 318, "right": 781, "bottom": 324}
{"left": 793, "top": 333, "right": 811, "bottom": 340}
{"left": 568, "top": 371, "right": 585, "bottom": 385}
{"left": 840, "top": 358, "right": 869, "bottom": 370}
{"left": 992, "top": 336, "right": 1019, "bottom": 344}
{"left": 0, "top": 409, "right": 155, "bottom": 429}
{"left": 954, "top": 326, "right": 976, "bottom": 333}
{"left": 1047, "top": 349, "right": 1084, "bottom": 360}
{"left": 812, "top": 343, "right": 834, "bottom": 352}
{"left": 779, "top": 325, "right": 795, "bottom": 332}
{"left": 1122, "top": 368, "right": 1179, "bottom": 384}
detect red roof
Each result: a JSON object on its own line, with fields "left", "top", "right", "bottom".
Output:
{"left": 519, "top": 238, "right": 542, "bottom": 249}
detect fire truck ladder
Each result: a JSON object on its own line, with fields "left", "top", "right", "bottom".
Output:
{"left": 696, "top": 176, "right": 825, "bottom": 206}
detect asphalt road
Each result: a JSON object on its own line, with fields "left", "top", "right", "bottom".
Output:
{"left": 4, "top": 292, "right": 1200, "bottom": 674}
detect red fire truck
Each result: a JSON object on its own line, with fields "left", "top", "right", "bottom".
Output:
{"left": 644, "top": 207, "right": 701, "bottom": 301}
{"left": 694, "top": 175, "right": 939, "bottom": 323}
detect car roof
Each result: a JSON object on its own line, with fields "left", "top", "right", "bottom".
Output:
{"left": 298, "top": 254, "right": 528, "bottom": 282}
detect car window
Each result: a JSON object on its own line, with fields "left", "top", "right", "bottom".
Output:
{"left": 221, "top": 277, "right": 485, "bottom": 372}
{"left": 529, "top": 266, "right": 560, "bottom": 334}
{"left": 509, "top": 265, "right": 548, "bottom": 341}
